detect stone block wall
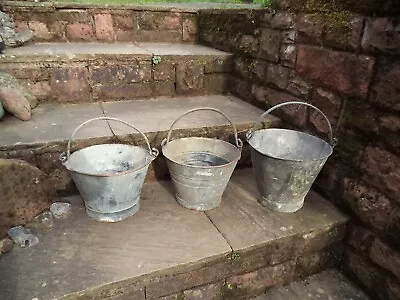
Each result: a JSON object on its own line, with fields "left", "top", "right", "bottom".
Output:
{"left": 199, "top": 4, "right": 400, "bottom": 300}
{"left": 0, "top": 56, "right": 231, "bottom": 103}
{"left": 1, "top": 1, "right": 198, "bottom": 43}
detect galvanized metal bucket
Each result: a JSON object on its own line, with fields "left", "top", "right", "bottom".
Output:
{"left": 246, "top": 101, "right": 337, "bottom": 213}
{"left": 61, "top": 117, "right": 159, "bottom": 222}
{"left": 161, "top": 108, "right": 243, "bottom": 211}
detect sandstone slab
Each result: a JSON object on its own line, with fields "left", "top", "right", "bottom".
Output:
{"left": 0, "top": 159, "right": 56, "bottom": 238}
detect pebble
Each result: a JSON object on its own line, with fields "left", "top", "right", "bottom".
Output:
{"left": 50, "top": 202, "right": 72, "bottom": 219}
{"left": 7, "top": 226, "right": 39, "bottom": 248}
{"left": 27, "top": 210, "right": 54, "bottom": 231}
{"left": 0, "top": 237, "right": 14, "bottom": 253}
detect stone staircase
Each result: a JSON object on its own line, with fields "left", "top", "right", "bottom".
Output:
{"left": 0, "top": 2, "right": 352, "bottom": 300}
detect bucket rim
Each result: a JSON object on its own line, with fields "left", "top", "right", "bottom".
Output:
{"left": 63, "top": 143, "right": 155, "bottom": 177}
{"left": 162, "top": 137, "right": 241, "bottom": 169}
{"left": 248, "top": 128, "right": 333, "bottom": 162}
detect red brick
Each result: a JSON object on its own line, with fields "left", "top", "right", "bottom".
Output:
{"left": 113, "top": 14, "right": 134, "bottom": 29}
{"left": 50, "top": 67, "right": 90, "bottom": 102}
{"left": 296, "top": 45, "right": 375, "bottom": 98}
{"left": 91, "top": 64, "right": 151, "bottom": 84}
{"left": 164, "top": 16, "right": 181, "bottom": 30}
{"left": 362, "top": 17, "right": 400, "bottom": 55}
{"left": 28, "top": 21, "right": 52, "bottom": 40}
{"left": 183, "top": 18, "right": 197, "bottom": 42}
{"left": 271, "top": 12, "right": 295, "bottom": 29}
{"left": 369, "top": 57, "right": 400, "bottom": 112}
{"left": 361, "top": 147, "right": 400, "bottom": 202}
{"left": 95, "top": 14, "right": 114, "bottom": 42}
{"left": 225, "top": 260, "right": 296, "bottom": 299}
{"left": 153, "top": 62, "right": 175, "bottom": 81}
{"left": 176, "top": 62, "right": 204, "bottom": 94}
{"left": 265, "top": 88, "right": 307, "bottom": 127}
{"left": 93, "top": 83, "right": 152, "bottom": 100}
{"left": 238, "top": 35, "right": 259, "bottom": 55}
{"left": 310, "top": 88, "right": 342, "bottom": 134}
{"left": 347, "top": 225, "right": 375, "bottom": 254}
{"left": 183, "top": 282, "right": 223, "bottom": 300}
{"left": 287, "top": 77, "right": 312, "bottom": 98}
{"left": 115, "top": 29, "right": 135, "bottom": 42}
{"left": 370, "top": 239, "right": 400, "bottom": 281}
{"left": 251, "top": 84, "right": 268, "bottom": 104}
{"left": 296, "top": 14, "right": 324, "bottom": 44}
{"left": 343, "top": 178, "right": 393, "bottom": 232}
{"left": 280, "top": 44, "right": 296, "bottom": 68}
{"left": 266, "top": 64, "right": 290, "bottom": 89}
{"left": 66, "top": 23, "right": 95, "bottom": 41}
{"left": 258, "top": 29, "right": 281, "bottom": 62}
{"left": 324, "top": 16, "right": 364, "bottom": 50}
{"left": 14, "top": 21, "right": 29, "bottom": 32}
{"left": 27, "top": 81, "right": 51, "bottom": 101}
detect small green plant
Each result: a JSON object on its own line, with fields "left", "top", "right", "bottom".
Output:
{"left": 152, "top": 55, "right": 162, "bottom": 65}
{"left": 226, "top": 283, "right": 234, "bottom": 290}
{"left": 227, "top": 251, "right": 240, "bottom": 261}
{"left": 253, "top": 0, "right": 272, "bottom": 7}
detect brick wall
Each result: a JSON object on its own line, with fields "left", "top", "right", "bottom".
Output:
{"left": 2, "top": 1, "right": 198, "bottom": 43}
{"left": 199, "top": 4, "right": 400, "bottom": 300}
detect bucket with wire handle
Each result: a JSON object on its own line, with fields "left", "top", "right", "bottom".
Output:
{"left": 246, "top": 101, "right": 337, "bottom": 213}
{"left": 61, "top": 117, "right": 159, "bottom": 222}
{"left": 161, "top": 108, "right": 243, "bottom": 211}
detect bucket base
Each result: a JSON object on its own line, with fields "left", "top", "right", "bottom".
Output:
{"left": 176, "top": 194, "right": 221, "bottom": 211}
{"left": 85, "top": 201, "right": 140, "bottom": 222}
{"left": 258, "top": 197, "right": 304, "bottom": 213}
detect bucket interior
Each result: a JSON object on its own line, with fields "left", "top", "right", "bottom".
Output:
{"left": 248, "top": 128, "right": 332, "bottom": 161}
{"left": 162, "top": 137, "right": 240, "bottom": 167}
{"left": 65, "top": 144, "right": 150, "bottom": 175}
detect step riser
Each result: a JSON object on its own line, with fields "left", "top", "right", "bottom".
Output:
{"left": 63, "top": 241, "right": 345, "bottom": 299}
{"left": 2, "top": 3, "right": 198, "bottom": 43}
{"left": 0, "top": 126, "right": 253, "bottom": 195}
{"left": 0, "top": 57, "right": 232, "bottom": 103}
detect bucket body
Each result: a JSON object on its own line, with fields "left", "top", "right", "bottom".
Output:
{"left": 64, "top": 144, "right": 152, "bottom": 222}
{"left": 248, "top": 128, "right": 333, "bottom": 213}
{"left": 163, "top": 137, "right": 241, "bottom": 211}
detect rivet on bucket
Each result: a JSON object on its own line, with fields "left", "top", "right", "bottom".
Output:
{"left": 246, "top": 101, "right": 337, "bottom": 213}
{"left": 161, "top": 107, "right": 243, "bottom": 211}
{"left": 60, "top": 117, "right": 159, "bottom": 222}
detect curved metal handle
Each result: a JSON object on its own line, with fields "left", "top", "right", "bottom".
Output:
{"left": 247, "top": 101, "right": 336, "bottom": 146}
{"left": 64, "top": 117, "right": 159, "bottom": 159}
{"left": 161, "top": 107, "right": 243, "bottom": 149}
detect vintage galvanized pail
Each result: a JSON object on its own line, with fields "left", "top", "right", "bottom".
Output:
{"left": 61, "top": 117, "right": 159, "bottom": 222}
{"left": 246, "top": 101, "right": 337, "bottom": 213}
{"left": 161, "top": 108, "right": 243, "bottom": 211}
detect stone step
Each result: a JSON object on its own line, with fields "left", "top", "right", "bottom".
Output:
{"left": 0, "top": 42, "right": 233, "bottom": 103}
{"left": 2, "top": 1, "right": 258, "bottom": 44}
{"left": 0, "top": 169, "right": 348, "bottom": 300}
{"left": 252, "top": 269, "right": 370, "bottom": 300}
{"left": 0, "top": 94, "right": 278, "bottom": 194}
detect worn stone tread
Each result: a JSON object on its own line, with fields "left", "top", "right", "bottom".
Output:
{"left": 0, "top": 95, "right": 270, "bottom": 150}
{"left": 1, "top": 42, "right": 231, "bottom": 62}
{"left": 0, "top": 169, "right": 348, "bottom": 300}
{"left": 253, "top": 269, "right": 370, "bottom": 300}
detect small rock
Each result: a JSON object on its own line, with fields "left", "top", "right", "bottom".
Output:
{"left": 0, "top": 237, "right": 14, "bottom": 253}
{"left": 0, "top": 72, "right": 38, "bottom": 109}
{"left": 0, "top": 11, "right": 34, "bottom": 48}
{"left": 26, "top": 211, "right": 54, "bottom": 231}
{"left": 0, "top": 87, "right": 32, "bottom": 121}
{"left": 50, "top": 202, "right": 72, "bottom": 219}
{"left": 8, "top": 226, "right": 39, "bottom": 248}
